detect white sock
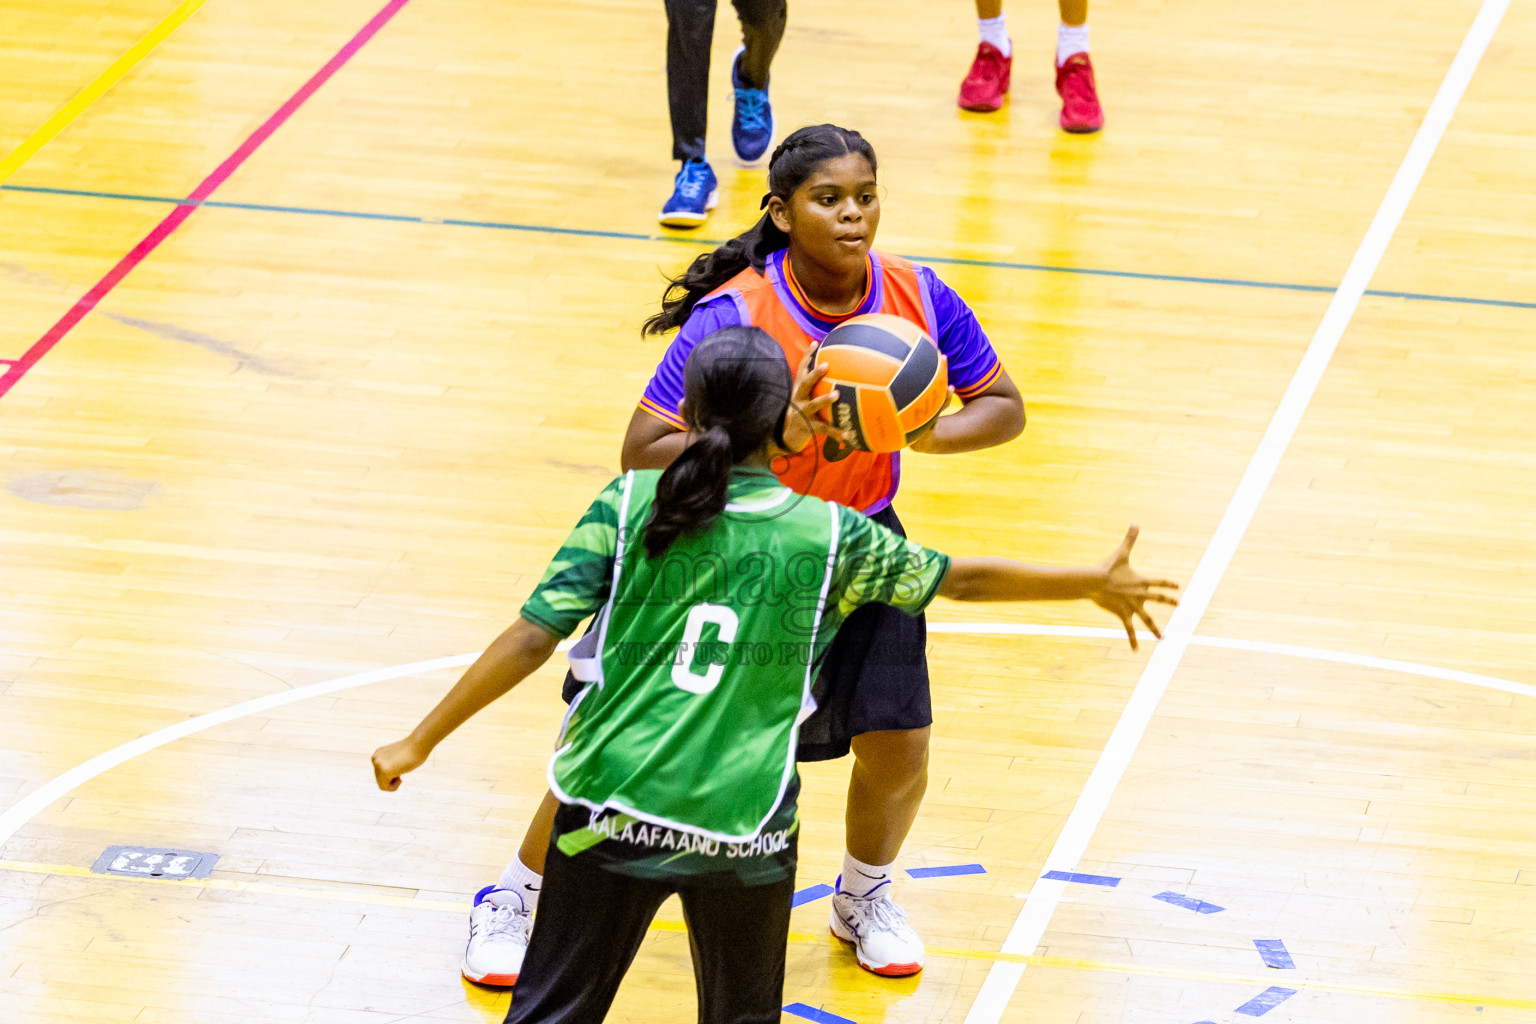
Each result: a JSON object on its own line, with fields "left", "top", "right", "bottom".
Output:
{"left": 839, "top": 851, "right": 895, "bottom": 898}
{"left": 1057, "top": 22, "right": 1089, "bottom": 66}
{"left": 494, "top": 855, "right": 542, "bottom": 912}
{"left": 977, "top": 16, "right": 1012, "bottom": 57}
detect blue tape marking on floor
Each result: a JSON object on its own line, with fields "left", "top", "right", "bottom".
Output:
{"left": 90, "top": 845, "right": 219, "bottom": 879}
{"left": 1152, "top": 891, "right": 1225, "bottom": 914}
{"left": 5, "top": 183, "right": 1533, "bottom": 311}
{"left": 907, "top": 863, "right": 986, "bottom": 879}
{"left": 790, "top": 883, "right": 834, "bottom": 907}
{"left": 1235, "top": 986, "right": 1298, "bottom": 1016}
{"left": 1253, "top": 939, "right": 1295, "bottom": 969}
{"left": 783, "top": 1002, "right": 856, "bottom": 1024}
{"left": 1042, "top": 870, "right": 1121, "bottom": 887}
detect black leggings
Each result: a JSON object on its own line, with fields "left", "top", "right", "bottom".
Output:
{"left": 504, "top": 844, "right": 795, "bottom": 1024}
{"left": 665, "top": 0, "right": 787, "bottom": 161}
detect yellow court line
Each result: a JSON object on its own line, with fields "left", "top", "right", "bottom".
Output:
{"left": 0, "top": 0, "right": 209, "bottom": 184}
{"left": 3, "top": 859, "right": 1532, "bottom": 1010}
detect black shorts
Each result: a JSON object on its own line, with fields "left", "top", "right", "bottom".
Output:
{"left": 560, "top": 504, "right": 931, "bottom": 763}
{"left": 794, "top": 504, "right": 932, "bottom": 761}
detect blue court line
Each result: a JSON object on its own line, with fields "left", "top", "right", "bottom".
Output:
{"left": 1042, "top": 869, "right": 1121, "bottom": 887}
{"left": 5, "top": 182, "right": 1534, "bottom": 311}
{"left": 1235, "top": 986, "right": 1298, "bottom": 1016}
{"left": 907, "top": 863, "right": 986, "bottom": 879}
{"left": 1253, "top": 939, "right": 1296, "bottom": 969}
{"left": 790, "top": 882, "right": 834, "bottom": 907}
{"left": 916, "top": 253, "right": 1334, "bottom": 296}
{"left": 0, "top": 183, "right": 697, "bottom": 244}
{"left": 1152, "top": 891, "right": 1225, "bottom": 914}
{"left": 783, "top": 1002, "right": 856, "bottom": 1024}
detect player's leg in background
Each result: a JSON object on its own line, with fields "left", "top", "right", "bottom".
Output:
{"left": 845, "top": 727, "right": 931, "bottom": 868}
{"left": 958, "top": 0, "right": 1013, "bottom": 112}
{"left": 730, "top": 0, "right": 784, "bottom": 89}
{"left": 660, "top": 0, "right": 723, "bottom": 227}
{"left": 726, "top": 0, "right": 784, "bottom": 164}
{"left": 678, "top": 873, "right": 796, "bottom": 1024}
{"left": 502, "top": 845, "right": 671, "bottom": 1023}
{"left": 1055, "top": 0, "right": 1104, "bottom": 132}
{"left": 831, "top": 726, "right": 931, "bottom": 976}
{"left": 463, "top": 791, "right": 560, "bottom": 987}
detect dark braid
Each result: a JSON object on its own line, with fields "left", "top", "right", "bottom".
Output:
{"left": 642, "top": 327, "right": 792, "bottom": 558}
{"left": 643, "top": 125, "right": 878, "bottom": 336}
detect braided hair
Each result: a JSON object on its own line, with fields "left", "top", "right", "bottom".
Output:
{"left": 642, "top": 124, "right": 878, "bottom": 336}
{"left": 642, "top": 326, "right": 792, "bottom": 558}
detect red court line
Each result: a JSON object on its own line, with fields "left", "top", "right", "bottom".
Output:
{"left": 0, "top": 0, "right": 413, "bottom": 400}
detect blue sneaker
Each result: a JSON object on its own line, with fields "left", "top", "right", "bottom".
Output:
{"left": 730, "top": 46, "right": 774, "bottom": 166}
{"left": 659, "top": 158, "right": 719, "bottom": 228}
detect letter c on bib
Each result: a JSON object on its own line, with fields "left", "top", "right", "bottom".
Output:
{"left": 671, "top": 603, "right": 740, "bottom": 694}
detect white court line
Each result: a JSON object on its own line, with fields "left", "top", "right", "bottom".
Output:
{"left": 962, "top": 1, "right": 1513, "bottom": 1020}
{"left": 3, "top": 627, "right": 1533, "bottom": 855}
{"left": 0, "top": 652, "right": 462, "bottom": 849}
{"left": 927, "top": 623, "right": 1536, "bottom": 702}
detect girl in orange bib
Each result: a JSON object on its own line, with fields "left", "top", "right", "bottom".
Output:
{"left": 622, "top": 124, "right": 1026, "bottom": 977}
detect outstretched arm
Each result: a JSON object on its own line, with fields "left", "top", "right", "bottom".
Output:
{"left": 371, "top": 617, "right": 562, "bottom": 790}
{"left": 938, "top": 526, "right": 1178, "bottom": 649}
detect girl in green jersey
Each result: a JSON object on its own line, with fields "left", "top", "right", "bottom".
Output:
{"left": 371, "top": 326, "right": 1175, "bottom": 1024}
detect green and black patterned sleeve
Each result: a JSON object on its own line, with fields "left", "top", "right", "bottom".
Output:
{"left": 823, "top": 505, "right": 951, "bottom": 635}
{"left": 519, "top": 476, "right": 624, "bottom": 638}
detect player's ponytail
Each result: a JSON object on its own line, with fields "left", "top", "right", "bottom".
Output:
{"left": 643, "top": 124, "right": 879, "bottom": 337}
{"left": 644, "top": 326, "right": 792, "bottom": 558}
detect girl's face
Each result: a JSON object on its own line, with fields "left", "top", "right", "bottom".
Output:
{"left": 770, "top": 153, "right": 880, "bottom": 278}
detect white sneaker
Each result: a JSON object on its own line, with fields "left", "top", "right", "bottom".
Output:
{"left": 462, "top": 886, "right": 532, "bottom": 987}
{"left": 829, "top": 878, "right": 925, "bottom": 976}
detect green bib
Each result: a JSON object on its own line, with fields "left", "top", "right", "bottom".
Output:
{"left": 549, "top": 469, "right": 839, "bottom": 842}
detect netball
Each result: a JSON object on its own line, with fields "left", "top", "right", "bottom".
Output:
{"left": 812, "top": 313, "right": 950, "bottom": 453}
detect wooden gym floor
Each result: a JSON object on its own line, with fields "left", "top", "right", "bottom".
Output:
{"left": 2, "top": 0, "right": 1534, "bottom": 1021}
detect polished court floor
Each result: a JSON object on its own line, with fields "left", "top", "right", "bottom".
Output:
{"left": 2, "top": 0, "right": 1534, "bottom": 1021}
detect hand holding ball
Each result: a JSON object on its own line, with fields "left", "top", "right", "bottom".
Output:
{"left": 810, "top": 314, "right": 949, "bottom": 453}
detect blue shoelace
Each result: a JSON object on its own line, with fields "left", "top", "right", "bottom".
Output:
{"left": 734, "top": 88, "right": 771, "bottom": 133}
{"left": 676, "top": 161, "right": 711, "bottom": 200}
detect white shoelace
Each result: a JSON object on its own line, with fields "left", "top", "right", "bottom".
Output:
{"left": 475, "top": 903, "right": 532, "bottom": 944}
{"left": 839, "top": 891, "right": 914, "bottom": 937}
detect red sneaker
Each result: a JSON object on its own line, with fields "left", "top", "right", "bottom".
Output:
{"left": 958, "top": 42, "right": 1012, "bottom": 112}
{"left": 1055, "top": 52, "right": 1104, "bottom": 133}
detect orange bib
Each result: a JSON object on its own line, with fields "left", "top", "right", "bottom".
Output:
{"left": 704, "top": 251, "right": 935, "bottom": 513}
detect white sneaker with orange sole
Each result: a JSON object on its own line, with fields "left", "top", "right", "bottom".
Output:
{"left": 829, "top": 879, "right": 925, "bottom": 976}
{"left": 462, "top": 886, "right": 532, "bottom": 987}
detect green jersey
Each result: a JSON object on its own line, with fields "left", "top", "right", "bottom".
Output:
{"left": 520, "top": 467, "right": 950, "bottom": 862}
